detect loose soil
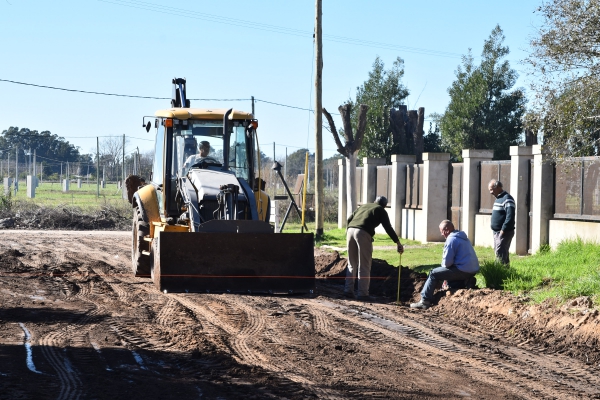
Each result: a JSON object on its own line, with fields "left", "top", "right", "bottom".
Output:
{"left": 1, "top": 232, "right": 599, "bottom": 399}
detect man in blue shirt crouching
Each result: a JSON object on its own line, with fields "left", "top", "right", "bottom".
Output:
{"left": 410, "top": 220, "right": 480, "bottom": 310}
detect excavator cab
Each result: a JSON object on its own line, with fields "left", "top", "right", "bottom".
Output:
{"left": 131, "top": 78, "right": 315, "bottom": 294}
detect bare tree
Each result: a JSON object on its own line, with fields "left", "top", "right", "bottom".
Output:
{"left": 322, "top": 103, "right": 368, "bottom": 217}
{"left": 96, "top": 136, "right": 127, "bottom": 181}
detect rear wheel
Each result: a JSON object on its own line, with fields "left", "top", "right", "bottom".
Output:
{"left": 132, "top": 206, "right": 151, "bottom": 277}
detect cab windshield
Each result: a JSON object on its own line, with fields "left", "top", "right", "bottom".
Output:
{"left": 172, "top": 120, "right": 251, "bottom": 182}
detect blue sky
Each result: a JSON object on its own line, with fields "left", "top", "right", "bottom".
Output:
{"left": 0, "top": 0, "right": 541, "bottom": 160}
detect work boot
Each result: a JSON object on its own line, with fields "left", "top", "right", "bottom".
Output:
{"left": 343, "top": 291, "right": 355, "bottom": 299}
{"left": 410, "top": 299, "right": 431, "bottom": 310}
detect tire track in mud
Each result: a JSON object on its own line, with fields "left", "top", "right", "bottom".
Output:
{"left": 171, "top": 294, "right": 344, "bottom": 399}
{"left": 31, "top": 276, "right": 99, "bottom": 400}
{"left": 39, "top": 330, "right": 83, "bottom": 400}
{"left": 377, "top": 304, "right": 600, "bottom": 397}
{"left": 218, "top": 297, "right": 345, "bottom": 399}
{"left": 409, "top": 308, "right": 600, "bottom": 397}
{"left": 308, "top": 298, "right": 600, "bottom": 399}
{"left": 222, "top": 296, "right": 358, "bottom": 400}
{"left": 155, "top": 298, "right": 179, "bottom": 328}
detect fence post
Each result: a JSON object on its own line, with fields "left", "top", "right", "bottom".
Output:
{"left": 531, "top": 145, "right": 554, "bottom": 253}
{"left": 362, "top": 157, "right": 386, "bottom": 205}
{"left": 461, "top": 149, "right": 494, "bottom": 245}
{"left": 422, "top": 153, "right": 450, "bottom": 242}
{"left": 510, "top": 145, "right": 533, "bottom": 255}
{"left": 390, "top": 154, "right": 415, "bottom": 234}
{"left": 337, "top": 159, "right": 347, "bottom": 228}
{"left": 3, "top": 177, "right": 12, "bottom": 196}
{"left": 26, "top": 176, "right": 35, "bottom": 198}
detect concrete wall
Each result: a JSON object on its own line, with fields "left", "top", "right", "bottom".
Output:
{"left": 474, "top": 215, "right": 494, "bottom": 248}
{"left": 401, "top": 209, "right": 426, "bottom": 241}
{"left": 339, "top": 148, "right": 600, "bottom": 250}
{"left": 549, "top": 220, "right": 600, "bottom": 249}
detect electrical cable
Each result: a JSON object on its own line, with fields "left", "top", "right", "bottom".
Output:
{"left": 0, "top": 78, "right": 337, "bottom": 115}
{"left": 98, "top": 0, "right": 463, "bottom": 58}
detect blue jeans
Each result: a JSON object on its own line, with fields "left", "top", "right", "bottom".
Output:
{"left": 420, "top": 266, "right": 475, "bottom": 302}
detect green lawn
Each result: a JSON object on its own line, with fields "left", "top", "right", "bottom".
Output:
{"left": 315, "top": 226, "right": 600, "bottom": 306}
{"left": 6, "top": 180, "right": 128, "bottom": 209}
{"left": 8, "top": 181, "right": 600, "bottom": 305}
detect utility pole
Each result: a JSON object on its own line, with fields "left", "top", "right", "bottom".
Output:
{"left": 122, "top": 134, "right": 126, "bottom": 184}
{"left": 285, "top": 147, "right": 288, "bottom": 179}
{"left": 97, "top": 137, "right": 100, "bottom": 198}
{"left": 314, "top": 0, "right": 324, "bottom": 238}
{"left": 251, "top": 96, "right": 255, "bottom": 116}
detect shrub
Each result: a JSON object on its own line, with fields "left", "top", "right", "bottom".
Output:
{"left": 476, "top": 259, "right": 512, "bottom": 289}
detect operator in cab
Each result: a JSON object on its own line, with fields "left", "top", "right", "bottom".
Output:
{"left": 183, "top": 140, "right": 219, "bottom": 170}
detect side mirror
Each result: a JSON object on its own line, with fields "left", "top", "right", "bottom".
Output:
{"left": 145, "top": 121, "right": 152, "bottom": 132}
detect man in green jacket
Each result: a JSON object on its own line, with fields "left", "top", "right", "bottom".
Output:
{"left": 345, "top": 196, "right": 404, "bottom": 300}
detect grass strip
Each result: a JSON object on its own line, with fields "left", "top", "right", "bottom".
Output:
{"left": 316, "top": 227, "right": 600, "bottom": 305}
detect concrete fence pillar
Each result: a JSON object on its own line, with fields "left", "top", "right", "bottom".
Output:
{"left": 422, "top": 152, "right": 450, "bottom": 242}
{"left": 362, "top": 157, "right": 386, "bottom": 205}
{"left": 510, "top": 146, "right": 533, "bottom": 255}
{"left": 26, "top": 176, "right": 35, "bottom": 198}
{"left": 62, "top": 179, "right": 69, "bottom": 192}
{"left": 390, "top": 154, "right": 415, "bottom": 233}
{"left": 271, "top": 200, "right": 280, "bottom": 232}
{"left": 337, "top": 158, "right": 347, "bottom": 228}
{"left": 461, "top": 149, "right": 494, "bottom": 244}
{"left": 3, "top": 178, "right": 12, "bottom": 196}
{"left": 531, "top": 145, "right": 554, "bottom": 253}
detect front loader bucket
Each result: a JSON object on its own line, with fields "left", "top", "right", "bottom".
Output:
{"left": 152, "top": 231, "right": 315, "bottom": 294}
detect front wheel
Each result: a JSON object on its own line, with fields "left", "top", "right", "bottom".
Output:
{"left": 132, "top": 206, "right": 151, "bottom": 277}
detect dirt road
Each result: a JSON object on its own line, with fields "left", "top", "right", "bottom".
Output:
{"left": 0, "top": 231, "right": 599, "bottom": 399}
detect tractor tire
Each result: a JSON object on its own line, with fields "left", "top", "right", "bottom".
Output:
{"left": 132, "top": 206, "right": 151, "bottom": 277}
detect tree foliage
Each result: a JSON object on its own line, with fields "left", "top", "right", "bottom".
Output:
{"left": 352, "top": 56, "right": 410, "bottom": 162}
{"left": 285, "top": 148, "right": 313, "bottom": 178}
{"left": 0, "top": 127, "right": 83, "bottom": 175}
{"left": 440, "top": 25, "right": 526, "bottom": 160}
{"left": 526, "top": 0, "right": 600, "bottom": 158}
{"left": 423, "top": 113, "right": 443, "bottom": 153}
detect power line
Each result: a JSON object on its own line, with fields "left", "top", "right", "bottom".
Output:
{"left": 0, "top": 79, "right": 248, "bottom": 101}
{"left": 98, "top": 0, "right": 463, "bottom": 58}
{"left": 0, "top": 78, "right": 338, "bottom": 115}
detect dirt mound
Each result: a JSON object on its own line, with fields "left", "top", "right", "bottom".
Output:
{"left": 434, "top": 288, "right": 600, "bottom": 366}
{"left": 314, "top": 248, "right": 600, "bottom": 367}
{"left": 0, "top": 249, "right": 29, "bottom": 272}
{"left": 0, "top": 203, "right": 130, "bottom": 230}
{"left": 314, "top": 249, "right": 426, "bottom": 301}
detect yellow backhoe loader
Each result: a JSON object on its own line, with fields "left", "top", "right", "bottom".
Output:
{"left": 130, "top": 78, "right": 314, "bottom": 293}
